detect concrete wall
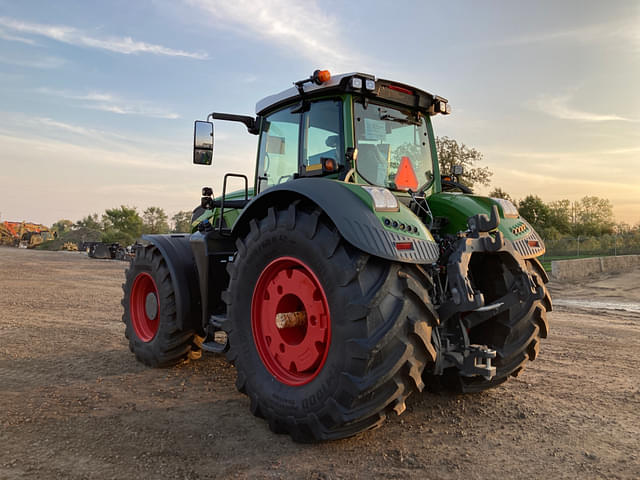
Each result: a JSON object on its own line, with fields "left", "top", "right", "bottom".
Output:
{"left": 551, "top": 255, "right": 640, "bottom": 281}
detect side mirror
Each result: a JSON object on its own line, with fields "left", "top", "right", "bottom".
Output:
{"left": 452, "top": 165, "right": 464, "bottom": 176}
{"left": 193, "top": 121, "right": 214, "bottom": 165}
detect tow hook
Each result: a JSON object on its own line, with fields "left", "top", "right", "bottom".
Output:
{"left": 445, "top": 344, "right": 497, "bottom": 381}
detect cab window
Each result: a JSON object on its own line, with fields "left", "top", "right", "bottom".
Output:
{"left": 256, "top": 106, "right": 300, "bottom": 190}
{"left": 302, "top": 99, "right": 343, "bottom": 168}
{"left": 354, "top": 101, "right": 433, "bottom": 191}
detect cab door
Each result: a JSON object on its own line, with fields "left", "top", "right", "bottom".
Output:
{"left": 256, "top": 99, "right": 344, "bottom": 193}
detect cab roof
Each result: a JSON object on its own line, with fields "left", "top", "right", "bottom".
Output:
{"left": 255, "top": 72, "right": 450, "bottom": 117}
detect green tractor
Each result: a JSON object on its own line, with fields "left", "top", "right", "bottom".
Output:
{"left": 122, "top": 70, "right": 551, "bottom": 442}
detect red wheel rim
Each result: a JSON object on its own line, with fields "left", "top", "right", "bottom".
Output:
{"left": 130, "top": 272, "right": 160, "bottom": 342}
{"left": 251, "top": 257, "right": 331, "bottom": 386}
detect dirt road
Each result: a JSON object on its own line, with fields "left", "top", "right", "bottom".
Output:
{"left": 1, "top": 247, "right": 638, "bottom": 479}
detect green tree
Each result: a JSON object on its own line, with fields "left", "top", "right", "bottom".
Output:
{"left": 51, "top": 219, "right": 73, "bottom": 236}
{"left": 63, "top": 227, "right": 102, "bottom": 245}
{"left": 436, "top": 136, "right": 492, "bottom": 189}
{"left": 615, "top": 222, "right": 632, "bottom": 234}
{"left": 488, "top": 187, "right": 513, "bottom": 202}
{"left": 142, "top": 206, "right": 170, "bottom": 234}
{"left": 574, "top": 196, "right": 615, "bottom": 236}
{"left": 102, "top": 206, "right": 143, "bottom": 245}
{"left": 75, "top": 213, "right": 101, "bottom": 231}
{"left": 547, "top": 199, "right": 572, "bottom": 235}
{"left": 518, "top": 195, "right": 550, "bottom": 232}
{"left": 172, "top": 210, "right": 193, "bottom": 233}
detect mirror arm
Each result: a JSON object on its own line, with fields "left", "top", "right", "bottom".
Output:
{"left": 208, "top": 112, "right": 259, "bottom": 135}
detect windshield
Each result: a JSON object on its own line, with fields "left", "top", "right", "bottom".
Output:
{"left": 354, "top": 101, "right": 433, "bottom": 191}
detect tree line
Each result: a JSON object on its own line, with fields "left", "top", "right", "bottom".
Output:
{"left": 487, "top": 192, "right": 634, "bottom": 240}
{"left": 487, "top": 191, "right": 640, "bottom": 257}
{"left": 51, "top": 207, "right": 193, "bottom": 246}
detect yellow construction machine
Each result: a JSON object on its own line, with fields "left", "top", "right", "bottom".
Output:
{"left": 0, "top": 221, "right": 55, "bottom": 248}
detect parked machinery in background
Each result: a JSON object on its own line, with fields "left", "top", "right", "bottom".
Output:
{"left": 0, "top": 221, "right": 54, "bottom": 248}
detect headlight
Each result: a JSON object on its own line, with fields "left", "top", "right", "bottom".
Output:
{"left": 362, "top": 186, "right": 399, "bottom": 212}
{"left": 491, "top": 198, "right": 519, "bottom": 218}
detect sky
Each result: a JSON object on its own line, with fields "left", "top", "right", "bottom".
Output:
{"left": 0, "top": 0, "right": 638, "bottom": 227}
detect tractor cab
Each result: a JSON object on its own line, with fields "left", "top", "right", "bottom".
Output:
{"left": 193, "top": 70, "right": 451, "bottom": 200}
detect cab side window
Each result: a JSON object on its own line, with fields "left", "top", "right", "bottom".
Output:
{"left": 257, "top": 106, "right": 300, "bottom": 190}
{"left": 302, "top": 99, "right": 343, "bottom": 167}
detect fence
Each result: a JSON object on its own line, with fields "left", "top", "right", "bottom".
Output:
{"left": 542, "top": 232, "right": 640, "bottom": 260}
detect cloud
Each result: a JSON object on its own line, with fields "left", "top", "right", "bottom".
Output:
{"left": 0, "top": 131, "right": 185, "bottom": 171}
{"left": 0, "top": 127, "right": 255, "bottom": 225}
{"left": 600, "top": 146, "right": 640, "bottom": 155}
{"left": 530, "top": 94, "right": 635, "bottom": 123}
{"left": 36, "top": 87, "right": 181, "bottom": 119}
{"left": 0, "top": 132, "right": 196, "bottom": 225}
{"left": 0, "top": 26, "right": 37, "bottom": 45}
{"left": 0, "top": 112, "right": 186, "bottom": 158}
{"left": 486, "top": 146, "right": 640, "bottom": 161}
{"left": 491, "top": 19, "right": 640, "bottom": 51}
{"left": 185, "top": 0, "right": 362, "bottom": 70}
{"left": 0, "top": 16, "right": 208, "bottom": 59}
{"left": 39, "top": 117, "right": 95, "bottom": 136}
{"left": 0, "top": 54, "right": 65, "bottom": 69}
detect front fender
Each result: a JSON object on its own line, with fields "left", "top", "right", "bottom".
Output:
{"left": 427, "top": 192, "right": 546, "bottom": 258}
{"left": 231, "top": 179, "right": 439, "bottom": 264}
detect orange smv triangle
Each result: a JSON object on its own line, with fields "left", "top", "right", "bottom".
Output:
{"left": 395, "top": 156, "right": 418, "bottom": 191}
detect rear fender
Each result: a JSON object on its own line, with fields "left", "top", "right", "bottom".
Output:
{"left": 142, "top": 234, "right": 203, "bottom": 334}
{"left": 231, "top": 179, "right": 439, "bottom": 264}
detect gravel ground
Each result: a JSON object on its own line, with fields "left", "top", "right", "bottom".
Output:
{"left": 1, "top": 247, "right": 639, "bottom": 479}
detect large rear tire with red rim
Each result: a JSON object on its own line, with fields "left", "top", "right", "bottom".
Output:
{"left": 223, "top": 203, "right": 438, "bottom": 442}
{"left": 122, "top": 245, "right": 202, "bottom": 367}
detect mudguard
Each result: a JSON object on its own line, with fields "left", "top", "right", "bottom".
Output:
{"left": 428, "top": 192, "right": 546, "bottom": 259}
{"left": 142, "top": 234, "right": 203, "bottom": 334}
{"left": 231, "top": 178, "right": 439, "bottom": 264}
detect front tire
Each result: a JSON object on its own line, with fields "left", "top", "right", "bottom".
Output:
{"left": 122, "top": 245, "right": 202, "bottom": 367}
{"left": 441, "top": 256, "right": 551, "bottom": 393}
{"left": 223, "top": 203, "right": 437, "bottom": 442}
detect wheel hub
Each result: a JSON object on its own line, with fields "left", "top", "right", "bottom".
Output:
{"left": 251, "top": 257, "right": 331, "bottom": 386}
{"left": 145, "top": 292, "right": 158, "bottom": 320}
{"left": 130, "top": 272, "right": 160, "bottom": 342}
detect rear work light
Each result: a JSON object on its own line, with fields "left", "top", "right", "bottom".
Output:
{"left": 434, "top": 98, "right": 451, "bottom": 115}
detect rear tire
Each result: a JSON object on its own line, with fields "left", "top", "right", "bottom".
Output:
{"left": 223, "top": 203, "right": 437, "bottom": 442}
{"left": 122, "top": 245, "right": 202, "bottom": 367}
{"left": 440, "top": 256, "right": 551, "bottom": 393}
